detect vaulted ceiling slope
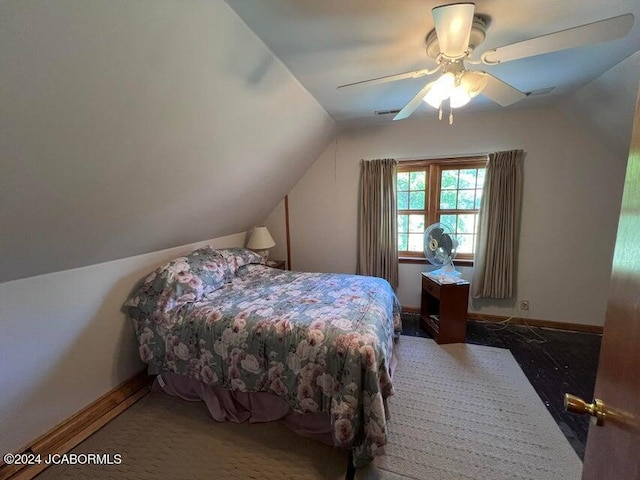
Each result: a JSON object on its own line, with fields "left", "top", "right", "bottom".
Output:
{"left": 561, "top": 51, "right": 640, "bottom": 159}
{"left": 0, "top": 0, "right": 335, "bottom": 282}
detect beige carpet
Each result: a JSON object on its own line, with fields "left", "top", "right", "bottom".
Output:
{"left": 357, "top": 336, "right": 583, "bottom": 480}
{"left": 36, "top": 392, "right": 348, "bottom": 480}
{"left": 37, "top": 336, "right": 583, "bottom": 480}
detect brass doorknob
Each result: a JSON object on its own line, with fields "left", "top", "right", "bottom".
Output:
{"left": 564, "top": 393, "right": 606, "bottom": 426}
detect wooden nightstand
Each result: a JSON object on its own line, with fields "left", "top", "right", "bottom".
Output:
{"left": 266, "top": 260, "right": 286, "bottom": 270}
{"left": 420, "top": 273, "right": 470, "bottom": 344}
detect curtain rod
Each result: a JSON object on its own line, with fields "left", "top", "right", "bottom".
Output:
{"left": 396, "top": 152, "right": 490, "bottom": 162}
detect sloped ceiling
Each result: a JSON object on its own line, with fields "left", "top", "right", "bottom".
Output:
{"left": 561, "top": 51, "right": 640, "bottom": 158}
{"left": 0, "top": 0, "right": 335, "bottom": 282}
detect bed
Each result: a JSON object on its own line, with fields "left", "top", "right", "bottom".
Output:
{"left": 123, "top": 246, "right": 401, "bottom": 466}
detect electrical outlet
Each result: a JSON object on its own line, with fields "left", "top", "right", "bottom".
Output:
{"left": 520, "top": 300, "right": 530, "bottom": 311}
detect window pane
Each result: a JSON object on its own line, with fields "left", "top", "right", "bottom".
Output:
{"left": 475, "top": 189, "right": 483, "bottom": 209}
{"left": 409, "top": 191, "right": 425, "bottom": 210}
{"left": 399, "top": 161, "right": 484, "bottom": 259}
{"left": 441, "top": 170, "right": 458, "bottom": 189}
{"left": 477, "top": 168, "right": 486, "bottom": 187}
{"left": 398, "top": 234, "right": 408, "bottom": 251}
{"left": 409, "top": 171, "right": 426, "bottom": 190}
{"left": 397, "top": 172, "right": 409, "bottom": 191}
{"left": 457, "top": 190, "right": 475, "bottom": 209}
{"left": 457, "top": 214, "right": 476, "bottom": 234}
{"left": 408, "top": 214, "right": 425, "bottom": 233}
{"left": 397, "top": 215, "right": 408, "bottom": 233}
{"left": 440, "top": 190, "right": 457, "bottom": 209}
{"left": 408, "top": 233, "right": 423, "bottom": 252}
{"left": 456, "top": 234, "right": 474, "bottom": 254}
{"left": 397, "top": 191, "right": 408, "bottom": 210}
{"left": 458, "top": 169, "right": 476, "bottom": 189}
{"left": 440, "top": 214, "right": 456, "bottom": 231}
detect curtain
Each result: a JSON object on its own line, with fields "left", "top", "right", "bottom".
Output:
{"left": 356, "top": 158, "right": 399, "bottom": 288}
{"left": 472, "top": 150, "right": 524, "bottom": 298}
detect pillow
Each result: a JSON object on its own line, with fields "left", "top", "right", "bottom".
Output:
{"left": 217, "top": 247, "right": 265, "bottom": 275}
{"left": 123, "top": 246, "right": 232, "bottom": 318}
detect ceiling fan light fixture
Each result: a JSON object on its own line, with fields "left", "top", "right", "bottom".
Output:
{"left": 450, "top": 85, "right": 471, "bottom": 108}
{"left": 424, "top": 69, "right": 475, "bottom": 110}
{"left": 460, "top": 71, "right": 488, "bottom": 97}
{"left": 424, "top": 89, "right": 443, "bottom": 108}
{"left": 423, "top": 72, "right": 455, "bottom": 108}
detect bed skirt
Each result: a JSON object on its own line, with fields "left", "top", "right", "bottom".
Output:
{"left": 154, "top": 372, "right": 336, "bottom": 445}
{"left": 153, "top": 341, "right": 399, "bottom": 450}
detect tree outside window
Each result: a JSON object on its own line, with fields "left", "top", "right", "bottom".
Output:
{"left": 397, "top": 157, "right": 486, "bottom": 261}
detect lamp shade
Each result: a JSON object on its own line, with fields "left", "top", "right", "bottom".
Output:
{"left": 247, "top": 226, "right": 275, "bottom": 250}
{"left": 449, "top": 85, "right": 471, "bottom": 108}
{"left": 423, "top": 72, "right": 455, "bottom": 108}
{"left": 460, "top": 71, "right": 488, "bottom": 98}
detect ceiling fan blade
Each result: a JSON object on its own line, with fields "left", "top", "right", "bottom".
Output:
{"left": 482, "top": 13, "right": 634, "bottom": 64}
{"left": 337, "top": 67, "right": 436, "bottom": 90}
{"left": 480, "top": 73, "right": 527, "bottom": 106}
{"left": 432, "top": 3, "right": 475, "bottom": 59}
{"left": 393, "top": 81, "right": 436, "bottom": 121}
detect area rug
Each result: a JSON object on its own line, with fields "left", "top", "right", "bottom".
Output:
{"left": 36, "top": 391, "right": 348, "bottom": 480}
{"left": 36, "top": 336, "right": 582, "bottom": 480}
{"left": 357, "top": 336, "right": 583, "bottom": 480}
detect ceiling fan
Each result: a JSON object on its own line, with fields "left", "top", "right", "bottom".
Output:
{"left": 337, "top": 3, "right": 634, "bottom": 124}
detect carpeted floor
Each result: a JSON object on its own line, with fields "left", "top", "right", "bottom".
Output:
{"left": 37, "top": 335, "right": 582, "bottom": 480}
{"left": 35, "top": 392, "right": 349, "bottom": 480}
{"left": 357, "top": 336, "right": 582, "bottom": 480}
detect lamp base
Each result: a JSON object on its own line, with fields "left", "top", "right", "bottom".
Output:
{"left": 254, "top": 249, "right": 270, "bottom": 261}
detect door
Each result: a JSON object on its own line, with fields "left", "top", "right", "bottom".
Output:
{"left": 579, "top": 87, "right": 640, "bottom": 479}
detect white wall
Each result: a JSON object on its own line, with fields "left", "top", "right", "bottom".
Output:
{"left": 0, "top": 232, "right": 245, "bottom": 455}
{"left": 0, "top": 0, "right": 335, "bottom": 282}
{"left": 279, "top": 105, "right": 628, "bottom": 327}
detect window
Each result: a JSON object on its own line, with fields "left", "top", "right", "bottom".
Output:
{"left": 397, "top": 157, "right": 486, "bottom": 261}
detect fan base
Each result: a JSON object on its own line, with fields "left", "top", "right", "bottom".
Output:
{"left": 428, "top": 262, "right": 460, "bottom": 278}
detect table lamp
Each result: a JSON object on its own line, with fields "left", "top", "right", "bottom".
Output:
{"left": 247, "top": 226, "right": 276, "bottom": 261}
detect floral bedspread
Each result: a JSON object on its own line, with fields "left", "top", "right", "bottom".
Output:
{"left": 129, "top": 264, "right": 401, "bottom": 466}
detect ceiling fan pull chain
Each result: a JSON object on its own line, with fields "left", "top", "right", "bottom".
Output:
{"left": 439, "top": 104, "right": 443, "bottom": 121}
{"left": 449, "top": 107, "right": 454, "bottom": 125}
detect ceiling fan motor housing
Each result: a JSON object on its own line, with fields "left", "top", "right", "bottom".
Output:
{"left": 426, "top": 16, "right": 488, "bottom": 60}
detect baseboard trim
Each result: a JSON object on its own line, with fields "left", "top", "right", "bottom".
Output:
{"left": 1, "top": 370, "right": 152, "bottom": 480}
{"left": 401, "top": 306, "right": 603, "bottom": 334}
{"left": 468, "top": 313, "right": 604, "bottom": 334}
{"left": 402, "top": 306, "right": 421, "bottom": 314}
